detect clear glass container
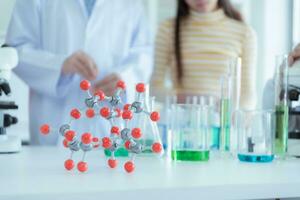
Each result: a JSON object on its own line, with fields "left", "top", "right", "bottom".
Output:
{"left": 208, "top": 96, "right": 220, "bottom": 150}
{"left": 236, "top": 110, "right": 275, "bottom": 163}
{"left": 220, "top": 57, "right": 241, "bottom": 153}
{"left": 220, "top": 75, "right": 231, "bottom": 152}
{"left": 274, "top": 55, "right": 289, "bottom": 158}
{"left": 131, "top": 93, "right": 164, "bottom": 157}
{"left": 170, "top": 104, "right": 210, "bottom": 161}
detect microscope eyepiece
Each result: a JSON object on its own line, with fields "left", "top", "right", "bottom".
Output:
{"left": 3, "top": 114, "right": 18, "bottom": 128}
{"left": 0, "top": 81, "right": 11, "bottom": 96}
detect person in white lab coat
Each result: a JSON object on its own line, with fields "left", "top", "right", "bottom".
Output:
{"left": 262, "top": 44, "right": 300, "bottom": 109}
{"left": 5, "top": 0, "right": 153, "bottom": 145}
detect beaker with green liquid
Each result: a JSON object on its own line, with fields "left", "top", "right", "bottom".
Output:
{"left": 274, "top": 55, "right": 289, "bottom": 158}
{"left": 171, "top": 104, "right": 210, "bottom": 161}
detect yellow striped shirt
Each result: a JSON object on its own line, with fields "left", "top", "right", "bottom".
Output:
{"left": 151, "top": 9, "right": 257, "bottom": 109}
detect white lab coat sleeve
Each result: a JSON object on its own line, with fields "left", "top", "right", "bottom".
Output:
{"left": 5, "top": 0, "right": 72, "bottom": 98}
{"left": 116, "top": 3, "right": 154, "bottom": 101}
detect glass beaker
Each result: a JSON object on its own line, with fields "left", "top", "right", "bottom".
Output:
{"left": 236, "top": 110, "right": 275, "bottom": 163}
{"left": 171, "top": 104, "right": 210, "bottom": 161}
{"left": 274, "top": 55, "right": 289, "bottom": 158}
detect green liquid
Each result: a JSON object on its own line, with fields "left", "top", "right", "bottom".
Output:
{"left": 220, "top": 99, "right": 231, "bottom": 151}
{"left": 104, "top": 139, "right": 160, "bottom": 157}
{"left": 171, "top": 150, "right": 209, "bottom": 161}
{"left": 275, "top": 105, "right": 289, "bottom": 157}
{"left": 104, "top": 147, "right": 128, "bottom": 157}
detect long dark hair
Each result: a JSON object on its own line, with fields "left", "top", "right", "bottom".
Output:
{"left": 175, "top": 0, "right": 243, "bottom": 83}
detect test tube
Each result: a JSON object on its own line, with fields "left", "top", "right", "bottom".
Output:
{"left": 220, "top": 57, "right": 241, "bottom": 153}
{"left": 274, "top": 55, "right": 289, "bottom": 158}
{"left": 209, "top": 96, "right": 220, "bottom": 150}
{"left": 228, "top": 58, "right": 241, "bottom": 111}
{"left": 220, "top": 75, "right": 231, "bottom": 152}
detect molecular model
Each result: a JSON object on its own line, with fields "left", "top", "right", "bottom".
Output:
{"left": 40, "top": 80, "right": 163, "bottom": 173}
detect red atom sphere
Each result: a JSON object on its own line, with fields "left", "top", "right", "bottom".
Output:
{"left": 152, "top": 142, "right": 162, "bottom": 153}
{"left": 81, "top": 133, "right": 93, "bottom": 144}
{"left": 111, "top": 126, "right": 120, "bottom": 135}
{"left": 150, "top": 111, "right": 160, "bottom": 122}
{"left": 108, "top": 159, "right": 118, "bottom": 169}
{"left": 123, "top": 104, "right": 131, "bottom": 110}
{"left": 122, "top": 110, "right": 133, "bottom": 120}
{"left": 124, "top": 140, "right": 131, "bottom": 149}
{"left": 65, "top": 130, "right": 76, "bottom": 142}
{"left": 94, "top": 90, "right": 105, "bottom": 101}
{"left": 77, "top": 161, "right": 88, "bottom": 173}
{"left": 124, "top": 161, "right": 135, "bottom": 173}
{"left": 64, "top": 159, "right": 74, "bottom": 171}
{"left": 92, "top": 137, "right": 100, "bottom": 148}
{"left": 70, "top": 109, "right": 81, "bottom": 119}
{"left": 40, "top": 124, "right": 50, "bottom": 135}
{"left": 63, "top": 139, "right": 69, "bottom": 148}
{"left": 100, "top": 107, "right": 110, "bottom": 118}
{"left": 136, "top": 83, "right": 146, "bottom": 93}
{"left": 80, "top": 80, "right": 91, "bottom": 91}
{"left": 102, "top": 137, "right": 112, "bottom": 149}
{"left": 116, "top": 80, "right": 126, "bottom": 90}
{"left": 131, "top": 128, "right": 142, "bottom": 139}
{"left": 86, "top": 108, "right": 95, "bottom": 118}
{"left": 115, "top": 108, "right": 122, "bottom": 118}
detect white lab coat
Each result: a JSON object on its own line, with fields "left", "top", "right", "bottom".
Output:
{"left": 6, "top": 0, "right": 153, "bottom": 145}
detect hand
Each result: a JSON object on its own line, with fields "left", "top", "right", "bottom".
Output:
{"left": 92, "top": 73, "right": 121, "bottom": 96}
{"left": 62, "top": 51, "right": 98, "bottom": 81}
{"left": 289, "top": 44, "right": 300, "bottom": 66}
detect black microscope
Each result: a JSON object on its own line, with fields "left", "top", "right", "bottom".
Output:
{"left": 0, "top": 46, "right": 20, "bottom": 153}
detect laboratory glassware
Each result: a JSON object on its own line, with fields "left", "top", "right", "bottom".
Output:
{"left": 236, "top": 110, "right": 275, "bottom": 163}
{"left": 171, "top": 104, "right": 210, "bottom": 161}
{"left": 274, "top": 55, "right": 289, "bottom": 158}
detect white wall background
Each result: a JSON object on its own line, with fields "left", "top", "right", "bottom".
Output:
{"left": 248, "top": 0, "right": 293, "bottom": 108}
{"left": 0, "top": 0, "right": 295, "bottom": 141}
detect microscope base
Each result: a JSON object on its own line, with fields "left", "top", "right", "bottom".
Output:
{"left": 0, "top": 135, "right": 21, "bottom": 153}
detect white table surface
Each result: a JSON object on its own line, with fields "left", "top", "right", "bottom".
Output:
{"left": 1, "top": 147, "right": 300, "bottom": 200}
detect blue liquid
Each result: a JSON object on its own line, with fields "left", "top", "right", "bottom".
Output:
{"left": 158, "top": 123, "right": 167, "bottom": 149}
{"left": 211, "top": 126, "right": 220, "bottom": 150}
{"left": 238, "top": 154, "right": 274, "bottom": 163}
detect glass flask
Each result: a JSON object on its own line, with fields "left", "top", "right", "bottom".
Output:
{"left": 171, "top": 104, "right": 210, "bottom": 161}
{"left": 130, "top": 86, "right": 164, "bottom": 157}
{"left": 236, "top": 110, "right": 275, "bottom": 163}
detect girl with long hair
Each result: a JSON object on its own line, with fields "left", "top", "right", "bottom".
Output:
{"left": 151, "top": 0, "right": 257, "bottom": 108}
